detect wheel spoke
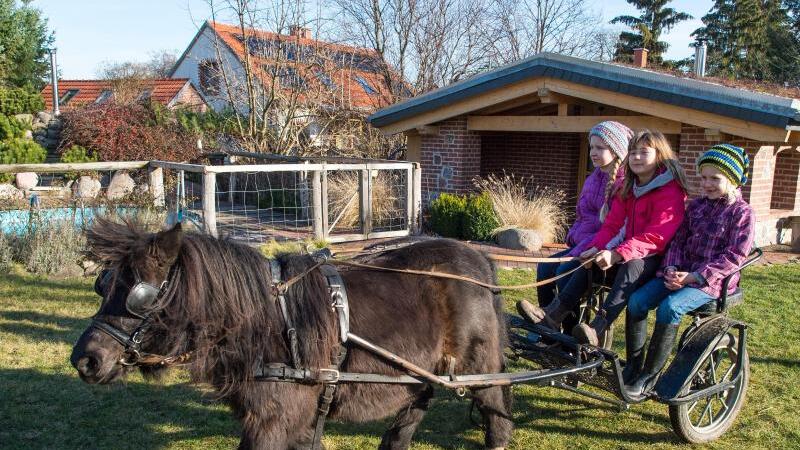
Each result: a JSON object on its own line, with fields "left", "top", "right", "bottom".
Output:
{"left": 709, "top": 351, "right": 720, "bottom": 384}
{"left": 687, "top": 399, "right": 699, "bottom": 414}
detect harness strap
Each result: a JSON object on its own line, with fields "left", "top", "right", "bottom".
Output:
{"left": 271, "top": 259, "right": 302, "bottom": 369}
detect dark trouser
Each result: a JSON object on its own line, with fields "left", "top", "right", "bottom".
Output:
{"left": 557, "top": 255, "right": 663, "bottom": 325}
{"left": 537, "top": 247, "right": 581, "bottom": 331}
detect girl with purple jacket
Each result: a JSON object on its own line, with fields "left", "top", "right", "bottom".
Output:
{"left": 529, "top": 121, "right": 632, "bottom": 329}
{"left": 623, "top": 144, "right": 755, "bottom": 399}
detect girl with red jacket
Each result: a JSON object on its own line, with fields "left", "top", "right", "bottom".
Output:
{"left": 518, "top": 130, "right": 688, "bottom": 350}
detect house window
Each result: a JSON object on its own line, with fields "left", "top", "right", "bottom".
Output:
{"left": 355, "top": 76, "right": 376, "bottom": 95}
{"left": 95, "top": 89, "right": 113, "bottom": 104}
{"left": 316, "top": 72, "right": 336, "bottom": 90}
{"left": 278, "top": 67, "right": 306, "bottom": 89}
{"left": 198, "top": 60, "right": 221, "bottom": 96}
{"left": 60, "top": 89, "right": 79, "bottom": 105}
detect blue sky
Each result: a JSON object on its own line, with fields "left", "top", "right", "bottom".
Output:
{"left": 32, "top": 0, "right": 711, "bottom": 79}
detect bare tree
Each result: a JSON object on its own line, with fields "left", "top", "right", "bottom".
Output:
{"left": 483, "top": 0, "right": 615, "bottom": 66}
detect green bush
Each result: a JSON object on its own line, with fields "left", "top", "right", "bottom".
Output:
{"left": 429, "top": 192, "right": 467, "bottom": 238}
{"left": 0, "top": 138, "right": 47, "bottom": 182}
{"left": 0, "top": 87, "right": 45, "bottom": 116}
{"left": 19, "top": 216, "right": 84, "bottom": 276}
{"left": 463, "top": 192, "right": 500, "bottom": 241}
{"left": 60, "top": 145, "right": 97, "bottom": 164}
{"left": 0, "top": 114, "right": 28, "bottom": 140}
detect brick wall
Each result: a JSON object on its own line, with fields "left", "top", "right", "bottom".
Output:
{"left": 419, "top": 116, "right": 481, "bottom": 202}
{"left": 480, "top": 131, "right": 581, "bottom": 202}
{"left": 771, "top": 149, "right": 800, "bottom": 211}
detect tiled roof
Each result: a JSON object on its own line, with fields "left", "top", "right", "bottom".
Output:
{"left": 205, "top": 21, "right": 394, "bottom": 110}
{"left": 41, "top": 79, "right": 192, "bottom": 110}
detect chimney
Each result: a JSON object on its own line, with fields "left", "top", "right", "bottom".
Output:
{"left": 694, "top": 39, "right": 707, "bottom": 77}
{"left": 289, "top": 25, "right": 311, "bottom": 39}
{"left": 633, "top": 48, "right": 649, "bottom": 68}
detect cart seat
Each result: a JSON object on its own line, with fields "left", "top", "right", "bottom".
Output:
{"left": 688, "top": 288, "right": 744, "bottom": 316}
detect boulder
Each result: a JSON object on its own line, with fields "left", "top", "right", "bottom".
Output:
{"left": 107, "top": 171, "right": 136, "bottom": 200}
{"left": 496, "top": 228, "right": 544, "bottom": 252}
{"left": 15, "top": 172, "right": 39, "bottom": 190}
{"left": 36, "top": 111, "right": 53, "bottom": 124}
{"left": 0, "top": 183, "right": 23, "bottom": 200}
{"left": 72, "top": 176, "right": 101, "bottom": 199}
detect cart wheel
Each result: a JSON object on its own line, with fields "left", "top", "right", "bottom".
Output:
{"left": 668, "top": 332, "right": 749, "bottom": 444}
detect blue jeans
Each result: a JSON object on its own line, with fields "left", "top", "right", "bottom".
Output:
{"left": 536, "top": 247, "right": 581, "bottom": 307}
{"left": 628, "top": 278, "right": 715, "bottom": 325}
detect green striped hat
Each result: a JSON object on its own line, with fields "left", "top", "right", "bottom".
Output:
{"left": 696, "top": 144, "right": 750, "bottom": 186}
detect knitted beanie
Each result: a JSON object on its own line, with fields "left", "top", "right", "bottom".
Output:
{"left": 588, "top": 121, "right": 634, "bottom": 161}
{"left": 696, "top": 143, "right": 750, "bottom": 186}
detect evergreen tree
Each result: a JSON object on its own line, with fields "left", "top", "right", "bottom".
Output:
{"left": 694, "top": 0, "right": 800, "bottom": 82}
{"left": 611, "top": 0, "right": 693, "bottom": 65}
{"left": 0, "top": 0, "right": 53, "bottom": 89}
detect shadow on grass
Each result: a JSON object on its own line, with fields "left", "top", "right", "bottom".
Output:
{"left": 0, "top": 368, "right": 239, "bottom": 450}
{"left": 0, "top": 273, "right": 92, "bottom": 293}
{"left": 0, "top": 310, "right": 90, "bottom": 345}
{"left": 751, "top": 356, "right": 800, "bottom": 369}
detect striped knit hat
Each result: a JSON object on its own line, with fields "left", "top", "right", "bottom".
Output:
{"left": 697, "top": 144, "right": 750, "bottom": 186}
{"left": 589, "top": 121, "right": 633, "bottom": 161}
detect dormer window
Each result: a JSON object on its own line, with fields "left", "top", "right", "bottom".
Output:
{"left": 60, "top": 89, "right": 79, "bottom": 105}
{"left": 95, "top": 89, "right": 113, "bottom": 104}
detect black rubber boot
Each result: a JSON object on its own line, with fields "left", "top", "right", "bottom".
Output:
{"left": 517, "top": 297, "right": 571, "bottom": 330}
{"left": 624, "top": 323, "right": 679, "bottom": 400}
{"left": 572, "top": 313, "right": 608, "bottom": 347}
{"left": 622, "top": 312, "right": 648, "bottom": 384}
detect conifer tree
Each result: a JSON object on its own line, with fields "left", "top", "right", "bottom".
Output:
{"left": 611, "top": 0, "right": 693, "bottom": 64}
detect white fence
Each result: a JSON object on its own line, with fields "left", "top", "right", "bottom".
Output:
{"left": 0, "top": 159, "right": 422, "bottom": 244}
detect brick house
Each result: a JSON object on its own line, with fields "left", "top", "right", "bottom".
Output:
{"left": 368, "top": 52, "right": 800, "bottom": 247}
{"left": 41, "top": 79, "right": 208, "bottom": 112}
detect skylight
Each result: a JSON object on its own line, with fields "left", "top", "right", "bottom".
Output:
{"left": 60, "top": 89, "right": 79, "bottom": 105}
{"left": 355, "top": 76, "right": 376, "bottom": 95}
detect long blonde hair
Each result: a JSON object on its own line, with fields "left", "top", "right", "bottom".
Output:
{"left": 620, "top": 129, "right": 688, "bottom": 199}
{"left": 599, "top": 157, "right": 622, "bottom": 222}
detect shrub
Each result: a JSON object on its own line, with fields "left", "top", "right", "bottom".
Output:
{"left": 0, "top": 232, "right": 13, "bottom": 273}
{"left": 0, "top": 114, "right": 28, "bottom": 140}
{"left": 60, "top": 145, "right": 97, "bottom": 164}
{"left": 463, "top": 192, "right": 500, "bottom": 241}
{"left": 474, "top": 173, "right": 568, "bottom": 243}
{"left": 0, "top": 138, "right": 47, "bottom": 182}
{"left": 429, "top": 192, "right": 467, "bottom": 238}
{"left": 18, "top": 216, "right": 84, "bottom": 276}
{"left": 326, "top": 172, "right": 397, "bottom": 229}
{"left": 59, "top": 102, "right": 201, "bottom": 162}
{"left": 0, "top": 87, "right": 45, "bottom": 116}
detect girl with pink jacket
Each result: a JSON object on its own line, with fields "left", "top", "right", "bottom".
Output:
{"left": 519, "top": 130, "right": 688, "bottom": 351}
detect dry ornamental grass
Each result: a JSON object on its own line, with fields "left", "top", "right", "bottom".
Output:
{"left": 474, "top": 173, "right": 568, "bottom": 243}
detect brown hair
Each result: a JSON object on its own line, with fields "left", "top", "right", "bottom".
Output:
{"left": 620, "top": 129, "right": 689, "bottom": 198}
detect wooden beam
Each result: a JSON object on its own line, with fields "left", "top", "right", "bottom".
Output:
{"left": 542, "top": 78, "right": 791, "bottom": 142}
{"left": 537, "top": 88, "right": 569, "bottom": 105}
{"left": 467, "top": 115, "right": 683, "bottom": 133}
{"left": 415, "top": 125, "right": 439, "bottom": 135}
{"left": 475, "top": 94, "right": 542, "bottom": 115}
{"left": 0, "top": 161, "right": 149, "bottom": 173}
{"left": 558, "top": 103, "right": 569, "bottom": 116}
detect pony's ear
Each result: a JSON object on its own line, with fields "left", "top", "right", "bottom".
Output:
{"left": 153, "top": 222, "right": 183, "bottom": 267}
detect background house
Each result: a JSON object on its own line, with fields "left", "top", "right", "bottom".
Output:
{"left": 170, "top": 21, "right": 395, "bottom": 150}
{"left": 369, "top": 52, "right": 800, "bottom": 247}
{"left": 41, "top": 79, "right": 207, "bottom": 112}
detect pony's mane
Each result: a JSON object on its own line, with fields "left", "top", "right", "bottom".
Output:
{"left": 85, "top": 219, "right": 339, "bottom": 394}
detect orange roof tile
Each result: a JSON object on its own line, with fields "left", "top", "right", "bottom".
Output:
{"left": 41, "top": 79, "right": 193, "bottom": 110}
{"left": 206, "top": 21, "right": 395, "bottom": 110}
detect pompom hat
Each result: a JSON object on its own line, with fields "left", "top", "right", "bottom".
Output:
{"left": 588, "top": 121, "right": 634, "bottom": 161}
{"left": 696, "top": 143, "right": 750, "bottom": 186}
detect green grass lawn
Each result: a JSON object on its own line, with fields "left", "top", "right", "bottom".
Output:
{"left": 1, "top": 263, "right": 799, "bottom": 449}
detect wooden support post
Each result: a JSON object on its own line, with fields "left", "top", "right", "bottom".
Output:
{"left": 202, "top": 171, "right": 218, "bottom": 237}
{"left": 412, "top": 163, "right": 422, "bottom": 234}
{"left": 312, "top": 170, "right": 323, "bottom": 241}
{"left": 360, "top": 168, "right": 372, "bottom": 238}
{"left": 558, "top": 103, "right": 569, "bottom": 116}
{"left": 321, "top": 169, "right": 329, "bottom": 240}
{"left": 147, "top": 165, "right": 165, "bottom": 207}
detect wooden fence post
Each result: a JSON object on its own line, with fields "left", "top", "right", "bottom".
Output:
{"left": 312, "top": 170, "right": 323, "bottom": 241}
{"left": 148, "top": 165, "right": 165, "bottom": 207}
{"left": 321, "top": 169, "right": 329, "bottom": 240}
{"left": 412, "top": 163, "right": 422, "bottom": 234}
{"left": 203, "top": 171, "right": 218, "bottom": 237}
{"left": 360, "top": 167, "right": 372, "bottom": 239}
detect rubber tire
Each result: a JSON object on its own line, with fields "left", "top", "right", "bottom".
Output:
{"left": 668, "top": 333, "right": 749, "bottom": 444}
